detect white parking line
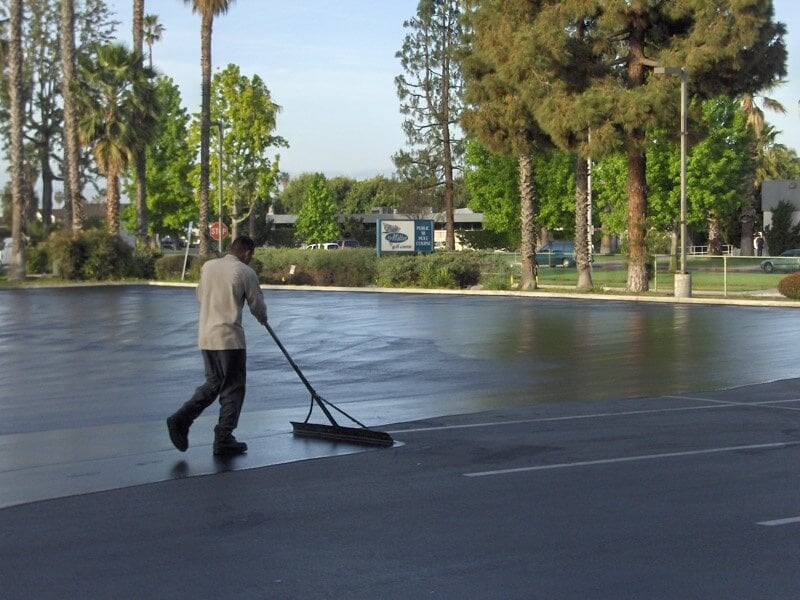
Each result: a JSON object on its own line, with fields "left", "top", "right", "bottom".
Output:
{"left": 387, "top": 403, "right": 731, "bottom": 435}
{"left": 463, "top": 441, "right": 800, "bottom": 478}
{"left": 758, "top": 516, "right": 800, "bottom": 527}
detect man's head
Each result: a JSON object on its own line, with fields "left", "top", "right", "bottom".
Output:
{"left": 230, "top": 236, "right": 256, "bottom": 264}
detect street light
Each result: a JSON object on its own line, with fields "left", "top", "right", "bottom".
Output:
{"left": 210, "top": 120, "right": 224, "bottom": 254}
{"left": 654, "top": 66, "right": 691, "bottom": 298}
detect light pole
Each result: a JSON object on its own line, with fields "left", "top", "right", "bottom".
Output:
{"left": 210, "top": 120, "right": 224, "bottom": 254}
{"left": 654, "top": 66, "right": 691, "bottom": 298}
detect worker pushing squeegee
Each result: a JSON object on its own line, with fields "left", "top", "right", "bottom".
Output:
{"left": 166, "top": 235, "right": 392, "bottom": 456}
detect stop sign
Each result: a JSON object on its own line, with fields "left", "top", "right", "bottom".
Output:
{"left": 209, "top": 221, "right": 229, "bottom": 241}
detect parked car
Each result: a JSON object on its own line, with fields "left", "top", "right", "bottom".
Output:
{"left": 304, "top": 242, "right": 340, "bottom": 250}
{"left": 336, "top": 239, "right": 360, "bottom": 249}
{"left": 537, "top": 240, "right": 576, "bottom": 267}
{"left": 760, "top": 249, "right": 800, "bottom": 273}
{"left": 0, "top": 237, "right": 12, "bottom": 265}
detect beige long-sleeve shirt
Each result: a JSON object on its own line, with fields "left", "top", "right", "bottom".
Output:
{"left": 196, "top": 254, "right": 268, "bottom": 350}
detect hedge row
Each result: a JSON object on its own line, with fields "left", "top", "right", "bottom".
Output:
{"left": 155, "top": 247, "right": 508, "bottom": 289}
{"left": 24, "top": 231, "right": 511, "bottom": 290}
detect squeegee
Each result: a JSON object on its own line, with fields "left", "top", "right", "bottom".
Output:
{"left": 266, "top": 323, "right": 394, "bottom": 447}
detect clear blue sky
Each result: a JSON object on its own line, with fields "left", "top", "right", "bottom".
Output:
{"left": 107, "top": 0, "right": 420, "bottom": 179}
{"left": 104, "top": 0, "right": 800, "bottom": 180}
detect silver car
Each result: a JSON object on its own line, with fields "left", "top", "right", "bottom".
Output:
{"left": 760, "top": 249, "right": 800, "bottom": 273}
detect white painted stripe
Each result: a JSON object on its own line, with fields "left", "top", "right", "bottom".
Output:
{"left": 387, "top": 403, "right": 731, "bottom": 435}
{"left": 464, "top": 441, "right": 800, "bottom": 477}
{"left": 758, "top": 516, "right": 800, "bottom": 527}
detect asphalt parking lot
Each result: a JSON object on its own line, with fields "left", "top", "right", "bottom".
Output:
{"left": 2, "top": 378, "right": 800, "bottom": 599}
{"left": 1, "top": 286, "right": 799, "bottom": 598}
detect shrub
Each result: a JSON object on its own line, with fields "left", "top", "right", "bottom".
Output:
{"left": 80, "top": 231, "right": 133, "bottom": 280}
{"left": 41, "top": 230, "right": 87, "bottom": 279}
{"left": 254, "top": 247, "right": 377, "bottom": 286}
{"left": 130, "top": 248, "right": 158, "bottom": 279}
{"left": 478, "top": 253, "right": 513, "bottom": 290}
{"left": 376, "top": 255, "right": 420, "bottom": 287}
{"left": 155, "top": 254, "right": 190, "bottom": 280}
{"left": 777, "top": 272, "right": 800, "bottom": 300}
{"left": 26, "top": 243, "right": 49, "bottom": 274}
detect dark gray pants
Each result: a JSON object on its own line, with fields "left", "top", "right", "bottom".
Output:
{"left": 176, "top": 349, "right": 247, "bottom": 440}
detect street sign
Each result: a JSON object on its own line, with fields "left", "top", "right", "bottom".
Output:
{"left": 209, "top": 221, "right": 229, "bottom": 241}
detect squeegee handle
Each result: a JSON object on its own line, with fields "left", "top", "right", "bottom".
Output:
{"left": 265, "top": 323, "right": 320, "bottom": 397}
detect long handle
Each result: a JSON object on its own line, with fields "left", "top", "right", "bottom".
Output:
{"left": 266, "top": 323, "right": 343, "bottom": 427}
{"left": 266, "top": 323, "right": 319, "bottom": 398}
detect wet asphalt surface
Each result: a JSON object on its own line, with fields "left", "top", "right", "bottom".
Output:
{"left": 1, "top": 285, "right": 800, "bottom": 598}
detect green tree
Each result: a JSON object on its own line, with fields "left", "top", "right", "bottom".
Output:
{"left": 276, "top": 172, "right": 316, "bottom": 214}
{"left": 76, "top": 43, "right": 158, "bottom": 236}
{"left": 182, "top": 0, "right": 235, "bottom": 256}
{"left": 395, "top": 0, "right": 464, "bottom": 250}
{"left": 531, "top": 0, "right": 787, "bottom": 291}
{"left": 343, "top": 176, "right": 403, "bottom": 215}
{"left": 764, "top": 200, "right": 800, "bottom": 256}
{"left": 464, "top": 140, "right": 520, "bottom": 249}
{"left": 461, "top": 0, "right": 554, "bottom": 289}
{"left": 207, "top": 63, "right": 287, "bottom": 239}
{"left": 294, "top": 173, "right": 340, "bottom": 244}
{"left": 123, "top": 76, "right": 193, "bottom": 239}
{"left": 688, "top": 97, "right": 753, "bottom": 253}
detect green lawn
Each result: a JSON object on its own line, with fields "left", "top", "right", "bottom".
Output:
{"left": 503, "top": 253, "right": 789, "bottom": 295}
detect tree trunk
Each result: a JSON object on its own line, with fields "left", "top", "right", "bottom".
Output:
{"left": 198, "top": 13, "right": 213, "bottom": 256}
{"left": 626, "top": 145, "right": 649, "bottom": 292}
{"left": 707, "top": 213, "right": 723, "bottom": 255}
{"left": 40, "top": 147, "right": 53, "bottom": 231}
{"left": 132, "top": 0, "right": 144, "bottom": 53}
{"left": 739, "top": 202, "right": 756, "bottom": 256}
{"left": 106, "top": 171, "right": 120, "bottom": 236}
{"left": 669, "top": 223, "right": 678, "bottom": 272}
{"left": 625, "top": 20, "right": 648, "bottom": 293}
{"left": 518, "top": 153, "right": 537, "bottom": 290}
{"left": 8, "top": 0, "right": 26, "bottom": 281}
{"left": 61, "top": 0, "right": 83, "bottom": 235}
{"left": 575, "top": 153, "right": 592, "bottom": 289}
{"left": 133, "top": 0, "right": 147, "bottom": 247}
{"left": 135, "top": 151, "right": 148, "bottom": 245}
{"left": 441, "top": 49, "right": 455, "bottom": 251}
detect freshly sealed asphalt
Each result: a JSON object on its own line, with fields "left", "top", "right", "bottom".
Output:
{"left": 1, "top": 285, "right": 799, "bottom": 598}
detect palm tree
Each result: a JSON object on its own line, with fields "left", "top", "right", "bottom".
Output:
{"left": 739, "top": 91, "right": 786, "bottom": 254}
{"left": 183, "top": 0, "right": 235, "bottom": 256}
{"left": 7, "top": 0, "right": 25, "bottom": 280}
{"left": 76, "top": 43, "right": 159, "bottom": 236}
{"left": 61, "top": 0, "right": 83, "bottom": 235}
{"left": 131, "top": 0, "right": 148, "bottom": 246}
{"left": 143, "top": 14, "right": 164, "bottom": 69}
{"left": 133, "top": 0, "right": 144, "bottom": 53}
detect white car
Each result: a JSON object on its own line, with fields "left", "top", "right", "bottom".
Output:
{"left": 304, "top": 242, "right": 339, "bottom": 250}
{"left": 0, "top": 238, "right": 12, "bottom": 266}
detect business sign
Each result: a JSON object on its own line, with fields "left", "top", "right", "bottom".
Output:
{"left": 377, "top": 219, "right": 434, "bottom": 255}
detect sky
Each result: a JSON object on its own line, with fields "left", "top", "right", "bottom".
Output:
{"left": 102, "top": 0, "right": 800, "bottom": 181}
{"left": 106, "top": 0, "right": 420, "bottom": 179}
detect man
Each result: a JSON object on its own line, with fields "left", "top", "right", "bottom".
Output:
{"left": 167, "top": 236, "right": 267, "bottom": 456}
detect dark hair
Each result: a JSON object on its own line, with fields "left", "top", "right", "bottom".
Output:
{"left": 230, "top": 236, "right": 256, "bottom": 253}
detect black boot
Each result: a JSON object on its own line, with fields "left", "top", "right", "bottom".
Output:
{"left": 213, "top": 426, "right": 247, "bottom": 456}
{"left": 166, "top": 413, "right": 191, "bottom": 452}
